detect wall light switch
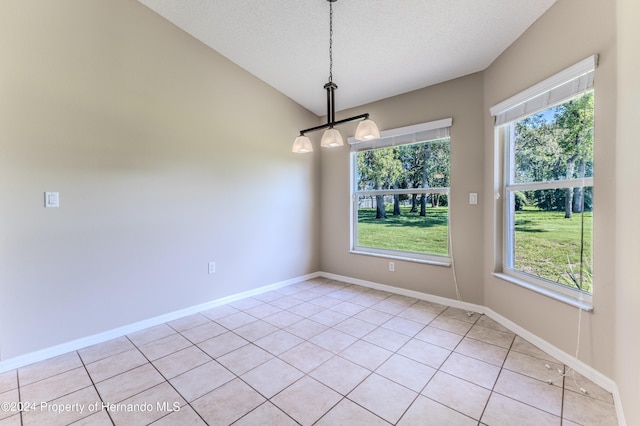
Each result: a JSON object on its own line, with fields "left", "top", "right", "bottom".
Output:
{"left": 469, "top": 193, "right": 478, "bottom": 205}
{"left": 45, "top": 192, "right": 59, "bottom": 208}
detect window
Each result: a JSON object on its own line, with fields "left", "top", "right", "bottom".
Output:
{"left": 349, "top": 119, "right": 452, "bottom": 264}
{"left": 491, "top": 56, "right": 596, "bottom": 305}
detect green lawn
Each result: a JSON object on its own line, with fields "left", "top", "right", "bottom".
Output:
{"left": 357, "top": 205, "right": 592, "bottom": 292}
{"left": 357, "top": 206, "right": 449, "bottom": 256}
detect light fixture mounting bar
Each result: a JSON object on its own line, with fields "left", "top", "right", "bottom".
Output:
{"left": 299, "top": 113, "right": 370, "bottom": 136}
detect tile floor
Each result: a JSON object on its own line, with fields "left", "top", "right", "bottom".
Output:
{"left": 0, "top": 278, "right": 619, "bottom": 425}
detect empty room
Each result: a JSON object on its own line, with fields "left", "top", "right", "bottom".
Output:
{"left": 0, "top": 0, "right": 637, "bottom": 424}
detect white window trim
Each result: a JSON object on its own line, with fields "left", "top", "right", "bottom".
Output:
{"left": 491, "top": 57, "right": 596, "bottom": 308}
{"left": 349, "top": 118, "right": 452, "bottom": 265}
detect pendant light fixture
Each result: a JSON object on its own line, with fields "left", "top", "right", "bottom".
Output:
{"left": 292, "top": 0, "right": 379, "bottom": 153}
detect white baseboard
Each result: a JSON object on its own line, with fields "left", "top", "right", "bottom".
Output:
{"left": 0, "top": 272, "right": 320, "bottom": 373}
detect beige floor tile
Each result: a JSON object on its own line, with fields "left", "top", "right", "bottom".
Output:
{"left": 254, "top": 330, "right": 304, "bottom": 355}
{"left": 454, "top": 337, "right": 509, "bottom": 367}
{"left": 216, "top": 343, "right": 273, "bottom": 375}
{"left": 414, "top": 325, "right": 463, "bottom": 350}
{"left": 381, "top": 316, "right": 425, "bottom": 337}
{"left": 333, "top": 317, "right": 378, "bottom": 339}
{"left": 271, "top": 376, "right": 342, "bottom": 425}
{"left": 475, "top": 315, "right": 513, "bottom": 333}
{"left": 152, "top": 405, "right": 206, "bottom": 425}
{"left": 362, "top": 327, "right": 412, "bottom": 352}
{"left": 18, "top": 351, "right": 83, "bottom": 386}
{"left": 503, "top": 350, "right": 563, "bottom": 386}
{"left": 234, "top": 402, "right": 298, "bottom": 426}
{"left": 308, "top": 309, "right": 350, "bottom": 327}
{"left": 340, "top": 340, "right": 392, "bottom": 370}
{"left": 422, "top": 371, "right": 491, "bottom": 420}
{"left": 375, "top": 354, "right": 436, "bottom": 392}
{"left": 197, "top": 331, "right": 248, "bottom": 358}
{"left": 0, "top": 414, "right": 21, "bottom": 426}
{"left": 510, "top": 336, "right": 559, "bottom": 363}
{"left": 429, "top": 316, "right": 475, "bottom": 335}
{"left": 215, "top": 312, "right": 258, "bottom": 330}
{"left": 349, "top": 293, "right": 388, "bottom": 308}
{"left": 21, "top": 384, "right": 100, "bottom": 426}
{"left": 440, "top": 352, "right": 501, "bottom": 389}
{"left": 309, "top": 356, "right": 370, "bottom": 395}
{"left": 466, "top": 324, "right": 515, "bottom": 349}
{"left": 0, "top": 370, "right": 17, "bottom": 393}
{"left": 397, "top": 306, "right": 439, "bottom": 325}
{"left": 252, "top": 290, "right": 284, "bottom": 303}
{"left": 78, "top": 336, "right": 136, "bottom": 364}
{"left": 386, "top": 294, "right": 417, "bottom": 307}
{"left": 94, "top": 364, "right": 164, "bottom": 404}
{"left": 166, "top": 313, "right": 210, "bottom": 332}
{"left": 230, "top": 297, "right": 265, "bottom": 311}
{"left": 284, "top": 318, "right": 328, "bottom": 340}
{"left": 191, "top": 378, "right": 265, "bottom": 425}
{"left": 564, "top": 371, "right": 615, "bottom": 404}
{"left": 107, "top": 381, "right": 185, "bottom": 426}
{"left": 127, "top": 324, "right": 176, "bottom": 347}
{"left": 278, "top": 342, "right": 333, "bottom": 373}
{"left": 179, "top": 321, "right": 227, "bottom": 343}
{"left": 330, "top": 301, "right": 366, "bottom": 316}
{"left": 137, "top": 333, "right": 192, "bottom": 361}
{"left": 290, "top": 289, "right": 323, "bottom": 302}
{"left": 20, "top": 367, "right": 92, "bottom": 403}
{"left": 354, "top": 308, "right": 394, "bottom": 326}
{"left": 481, "top": 392, "right": 561, "bottom": 426}
{"left": 262, "top": 311, "right": 304, "bottom": 328}
{"left": 152, "top": 345, "right": 211, "bottom": 379}
{"left": 326, "top": 289, "right": 359, "bottom": 302}
{"left": 370, "top": 300, "right": 407, "bottom": 315}
{"left": 269, "top": 295, "right": 304, "bottom": 310}
{"left": 169, "top": 360, "right": 234, "bottom": 402}
{"left": 493, "top": 369, "right": 562, "bottom": 416}
{"left": 440, "top": 307, "right": 480, "bottom": 324}
{"left": 85, "top": 348, "right": 148, "bottom": 383}
{"left": 310, "top": 329, "right": 358, "bottom": 354}
{"left": 243, "top": 303, "right": 283, "bottom": 319}
{"left": 200, "top": 304, "right": 239, "bottom": 321}
{"left": 563, "top": 388, "right": 618, "bottom": 426}
{"left": 398, "top": 395, "right": 476, "bottom": 426}
{"left": 398, "top": 339, "right": 451, "bottom": 369}
{"left": 233, "top": 320, "right": 279, "bottom": 342}
{"left": 241, "top": 358, "right": 304, "bottom": 398}
{"left": 412, "top": 300, "right": 448, "bottom": 315}
{"left": 348, "top": 373, "right": 417, "bottom": 424}
{"left": 309, "top": 295, "right": 345, "bottom": 309}
{"left": 71, "top": 411, "right": 113, "bottom": 426}
{"left": 286, "top": 301, "right": 325, "bottom": 318}
{"left": 316, "top": 398, "right": 390, "bottom": 425}
{"left": 0, "top": 389, "right": 19, "bottom": 421}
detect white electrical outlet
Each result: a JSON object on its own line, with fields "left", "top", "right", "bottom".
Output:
{"left": 389, "top": 262, "right": 395, "bottom": 272}
{"left": 469, "top": 192, "right": 478, "bottom": 205}
{"left": 208, "top": 262, "right": 216, "bottom": 274}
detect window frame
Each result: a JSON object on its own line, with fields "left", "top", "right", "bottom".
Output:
{"left": 348, "top": 119, "right": 453, "bottom": 266}
{"left": 491, "top": 56, "right": 597, "bottom": 308}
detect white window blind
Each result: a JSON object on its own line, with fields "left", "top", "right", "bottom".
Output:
{"left": 490, "top": 55, "right": 597, "bottom": 126}
{"left": 349, "top": 118, "right": 452, "bottom": 152}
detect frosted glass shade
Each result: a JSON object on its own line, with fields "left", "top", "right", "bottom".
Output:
{"left": 355, "top": 118, "right": 380, "bottom": 141}
{"left": 292, "top": 135, "right": 313, "bottom": 153}
{"left": 320, "top": 128, "right": 344, "bottom": 148}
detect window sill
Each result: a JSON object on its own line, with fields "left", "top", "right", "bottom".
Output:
{"left": 493, "top": 272, "right": 593, "bottom": 311}
{"left": 350, "top": 250, "right": 451, "bottom": 267}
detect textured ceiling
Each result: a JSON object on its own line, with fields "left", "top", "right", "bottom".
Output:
{"left": 137, "top": 0, "right": 557, "bottom": 116}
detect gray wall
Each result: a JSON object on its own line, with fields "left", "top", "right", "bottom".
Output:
{"left": 0, "top": 0, "right": 320, "bottom": 360}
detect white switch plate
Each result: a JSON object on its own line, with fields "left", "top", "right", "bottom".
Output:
{"left": 469, "top": 193, "right": 478, "bottom": 205}
{"left": 208, "top": 262, "right": 216, "bottom": 274}
{"left": 389, "top": 262, "right": 395, "bottom": 272}
{"left": 45, "top": 192, "right": 59, "bottom": 208}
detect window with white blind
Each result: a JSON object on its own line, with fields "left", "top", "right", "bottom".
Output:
{"left": 349, "top": 119, "right": 452, "bottom": 265}
{"left": 491, "top": 56, "right": 596, "bottom": 307}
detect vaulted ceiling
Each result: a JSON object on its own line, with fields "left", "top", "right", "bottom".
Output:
{"left": 137, "top": 0, "right": 557, "bottom": 116}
